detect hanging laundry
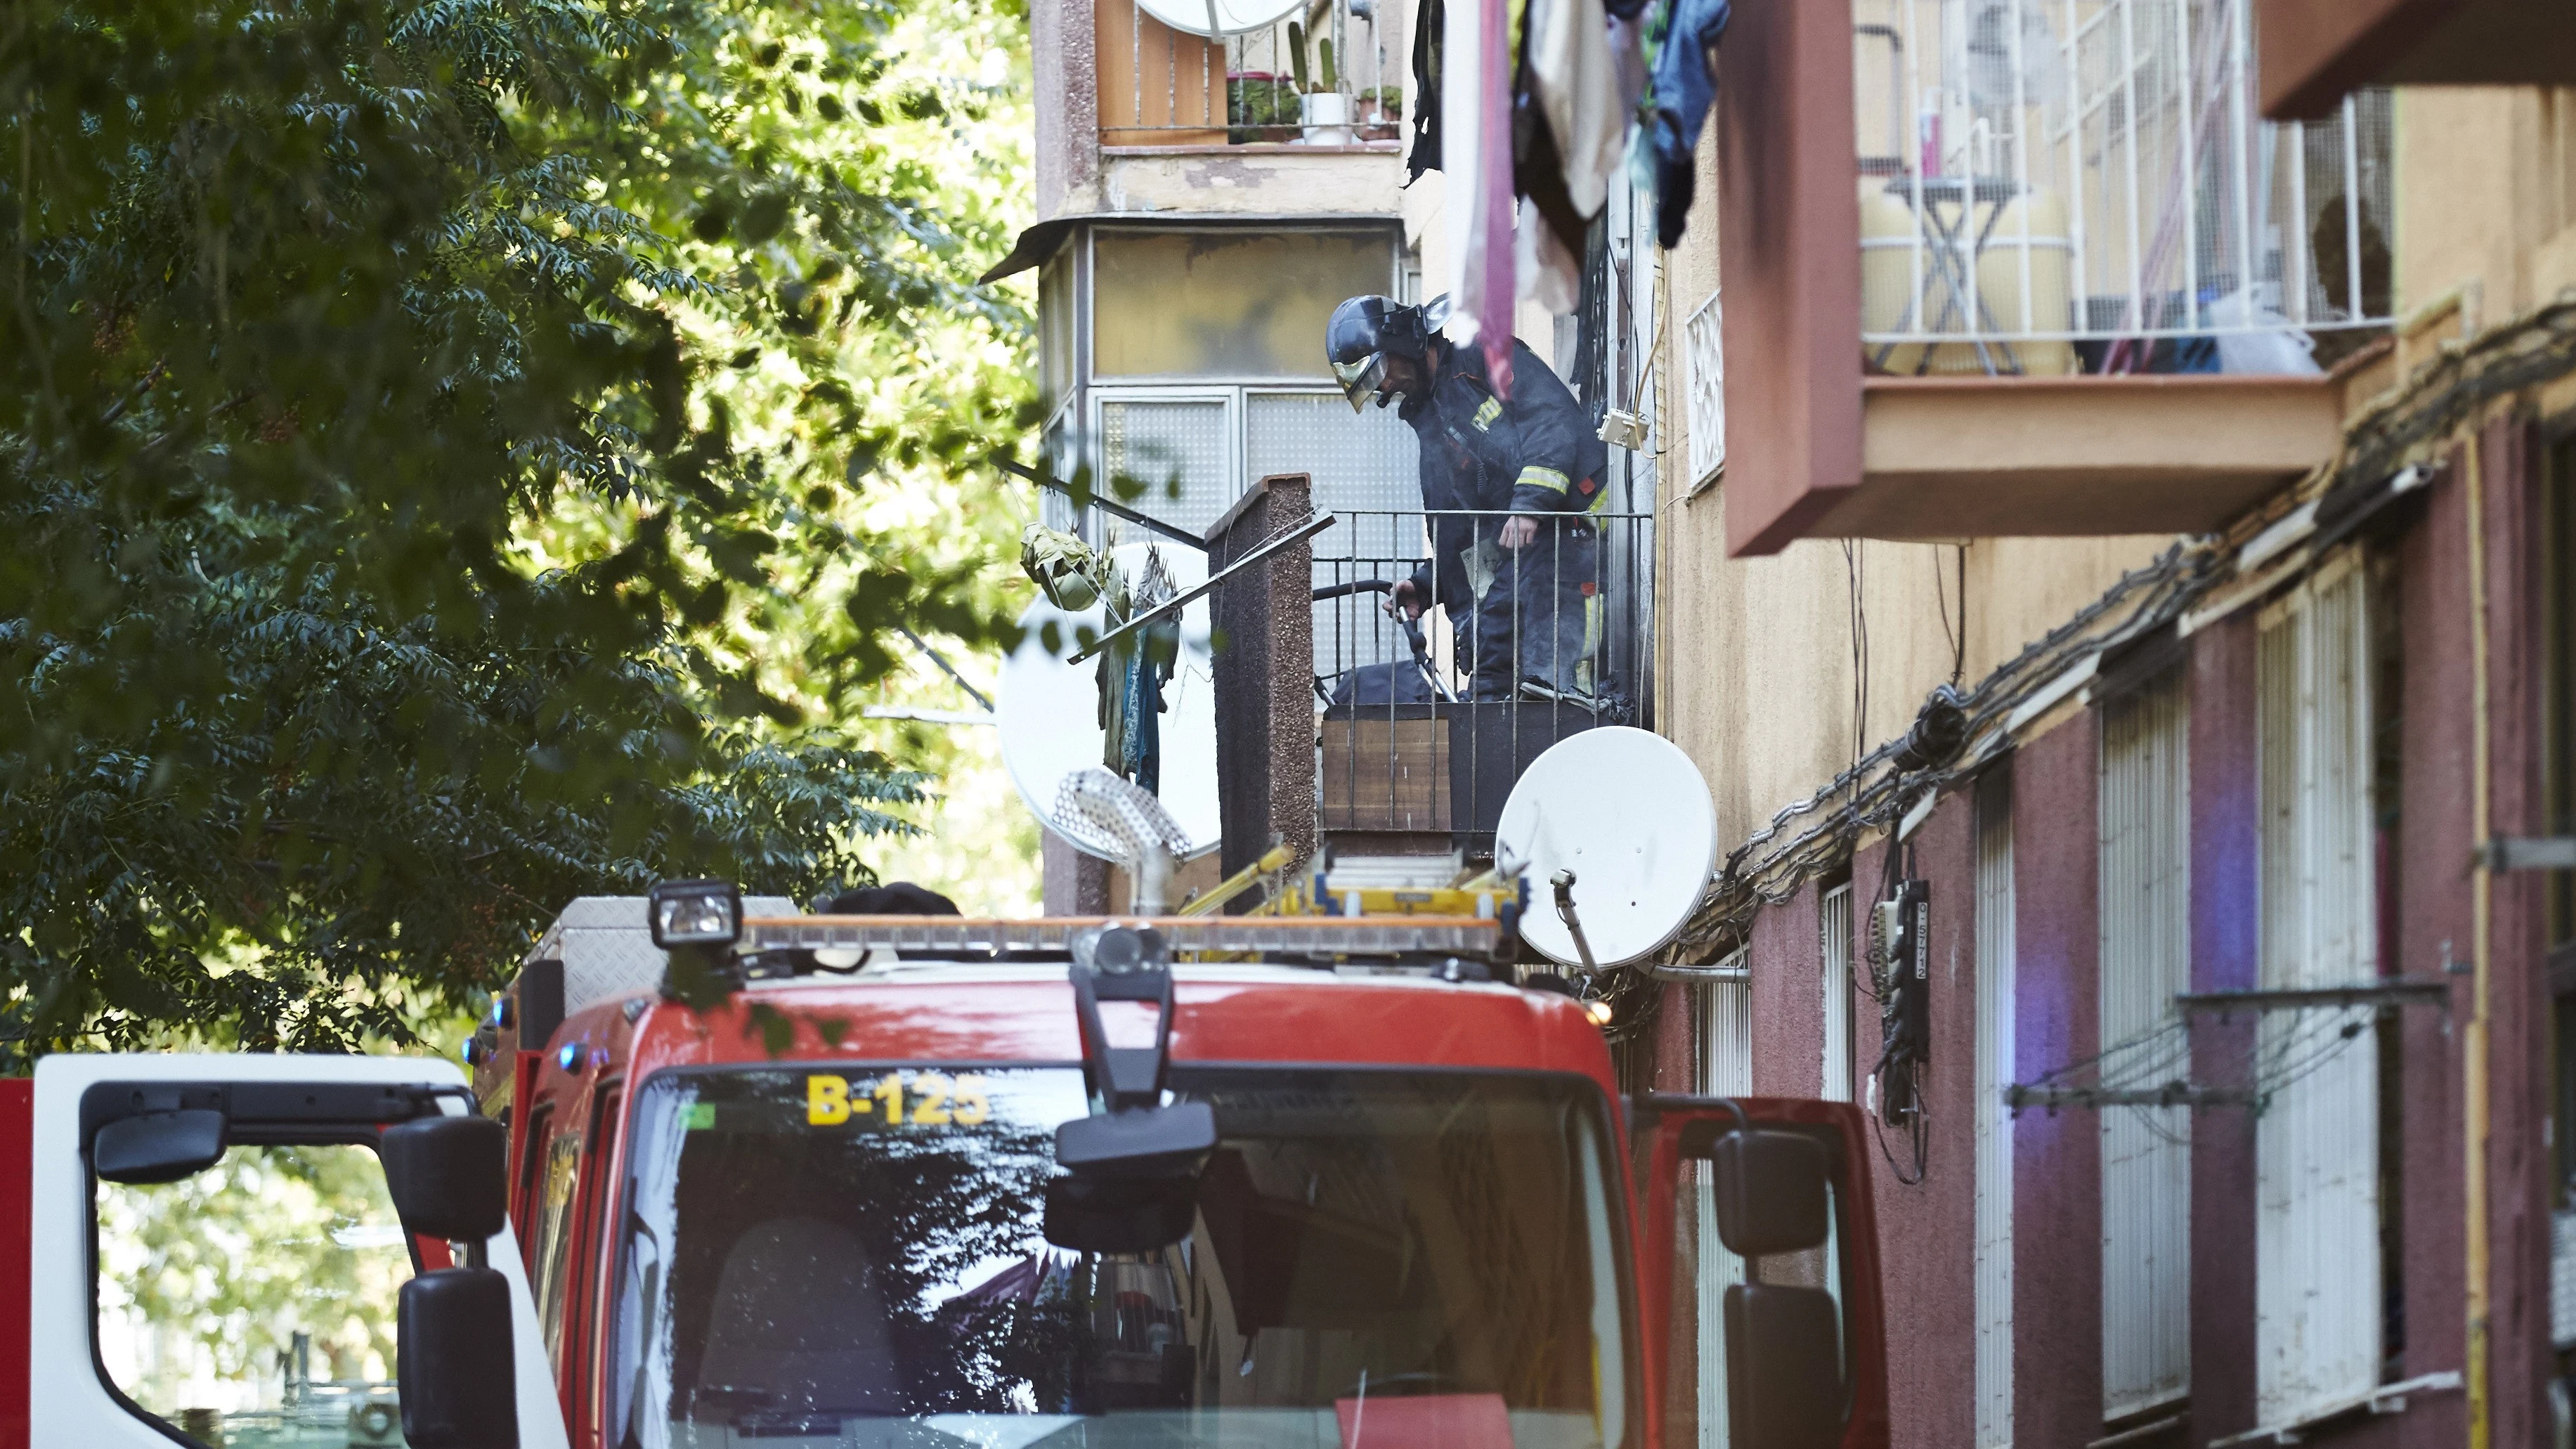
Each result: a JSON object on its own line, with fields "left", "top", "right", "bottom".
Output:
{"left": 1442, "top": 0, "right": 1516, "bottom": 394}
{"left": 1517, "top": 197, "right": 1581, "bottom": 314}
{"left": 1409, "top": 0, "right": 1444, "bottom": 182}
{"left": 1605, "top": 8, "right": 1647, "bottom": 134}
{"left": 1512, "top": 78, "right": 1586, "bottom": 277}
{"left": 1524, "top": 0, "right": 1621, "bottom": 227}
{"left": 1648, "top": 0, "right": 1729, "bottom": 248}
{"left": 1099, "top": 547, "right": 1177, "bottom": 794}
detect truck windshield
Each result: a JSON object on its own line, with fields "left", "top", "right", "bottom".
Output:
{"left": 611, "top": 1065, "right": 1632, "bottom": 1449}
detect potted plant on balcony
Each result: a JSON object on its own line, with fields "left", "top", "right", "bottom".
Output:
{"left": 1287, "top": 21, "right": 1353, "bottom": 145}
{"left": 1227, "top": 70, "right": 1299, "bottom": 143}
{"left": 1355, "top": 84, "right": 1402, "bottom": 141}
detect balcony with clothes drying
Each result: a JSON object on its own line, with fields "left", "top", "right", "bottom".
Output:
{"left": 1011, "top": 470, "right": 1655, "bottom": 910}
{"left": 1712, "top": 0, "right": 2395, "bottom": 553}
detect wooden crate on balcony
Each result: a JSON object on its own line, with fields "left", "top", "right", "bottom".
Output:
{"left": 1318, "top": 704, "right": 1449, "bottom": 833}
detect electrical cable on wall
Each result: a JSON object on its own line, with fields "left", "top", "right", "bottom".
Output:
{"left": 1665, "top": 297, "right": 2576, "bottom": 969}
{"left": 1862, "top": 843, "right": 1930, "bottom": 1183}
{"left": 2007, "top": 999, "right": 2389, "bottom": 1135}
{"left": 1665, "top": 538, "right": 2225, "bottom": 965}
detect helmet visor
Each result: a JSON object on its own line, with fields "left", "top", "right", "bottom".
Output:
{"left": 1332, "top": 353, "right": 1388, "bottom": 413}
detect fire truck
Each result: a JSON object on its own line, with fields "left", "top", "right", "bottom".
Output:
{"left": 5, "top": 879, "right": 1888, "bottom": 1449}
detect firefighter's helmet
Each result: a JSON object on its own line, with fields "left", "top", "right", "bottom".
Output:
{"left": 1326, "top": 294, "right": 1450, "bottom": 412}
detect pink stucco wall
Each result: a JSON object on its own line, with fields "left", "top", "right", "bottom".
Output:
{"left": 2011, "top": 714, "right": 2110, "bottom": 1445}
{"left": 1854, "top": 796, "right": 1982, "bottom": 1449}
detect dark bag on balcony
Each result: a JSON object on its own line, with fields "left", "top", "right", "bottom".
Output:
{"left": 1328, "top": 661, "right": 1438, "bottom": 708}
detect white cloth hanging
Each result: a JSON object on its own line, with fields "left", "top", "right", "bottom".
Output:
{"left": 1528, "top": 0, "right": 1622, "bottom": 219}
{"left": 1441, "top": 0, "right": 1516, "bottom": 391}
{"left": 1518, "top": 198, "right": 1582, "bottom": 315}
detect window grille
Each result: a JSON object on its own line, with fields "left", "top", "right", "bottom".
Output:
{"left": 1247, "top": 392, "right": 1426, "bottom": 675}
{"left": 1852, "top": 0, "right": 2395, "bottom": 373}
{"left": 2099, "top": 675, "right": 2192, "bottom": 1417}
{"left": 2253, "top": 553, "right": 2380, "bottom": 1426}
{"left": 1821, "top": 884, "right": 1856, "bottom": 1103}
{"left": 1684, "top": 290, "right": 1725, "bottom": 486}
{"left": 1975, "top": 772, "right": 2017, "bottom": 1449}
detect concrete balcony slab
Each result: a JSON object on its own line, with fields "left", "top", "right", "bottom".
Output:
{"left": 1807, "top": 375, "right": 2344, "bottom": 540}
{"left": 1094, "top": 145, "right": 1405, "bottom": 218}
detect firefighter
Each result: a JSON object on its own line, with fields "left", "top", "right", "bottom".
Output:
{"left": 1326, "top": 294, "right": 1611, "bottom": 702}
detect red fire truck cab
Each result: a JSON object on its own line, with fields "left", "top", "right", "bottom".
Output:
{"left": 7, "top": 888, "right": 1889, "bottom": 1449}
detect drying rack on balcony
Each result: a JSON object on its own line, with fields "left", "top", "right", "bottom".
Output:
{"left": 1852, "top": 0, "right": 2396, "bottom": 377}
{"left": 1868, "top": 174, "right": 2039, "bottom": 376}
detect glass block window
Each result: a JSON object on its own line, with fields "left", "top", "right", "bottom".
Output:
{"left": 1249, "top": 391, "right": 1426, "bottom": 675}
{"left": 1099, "top": 396, "right": 1234, "bottom": 538}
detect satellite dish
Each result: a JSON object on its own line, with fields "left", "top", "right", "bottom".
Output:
{"left": 1496, "top": 727, "right": 1717, "bottom": 968}
{"left": 999, "top": 542, "right": 1222, "bottom": 862}
{"left": 1136, "top": 0, "right": 1304, "bottom": 39}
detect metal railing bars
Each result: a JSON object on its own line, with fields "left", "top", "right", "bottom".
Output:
{"left": 1854, "top": 0, "right": 2395, "bottom": 373}
{"left": 1101, "top": 0, "right": 1405, "bottom": 145}
{"left": 1314, "top": 507, "right": 1654, "bottom": 857}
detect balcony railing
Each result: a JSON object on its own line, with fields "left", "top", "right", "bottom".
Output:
{"left": 1098, "top": 0, "right": 1404, "bottom": 147}
{"left": 1853, "top": 0, "right": 2393, "bottom": 375}
{"left": 1311, "top": 508, "right": 1654, "bottom": 854}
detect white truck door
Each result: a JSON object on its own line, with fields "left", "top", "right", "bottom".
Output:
{"left": 31, "top": 1052, "right": 571, "bottom": 1449}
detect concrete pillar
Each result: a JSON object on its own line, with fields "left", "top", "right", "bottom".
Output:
{"left": 1206, "top": 474, "right": 1318, "bottom": 884}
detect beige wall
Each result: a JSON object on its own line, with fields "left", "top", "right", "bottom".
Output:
{"left": 2393, "top": 88, "right": 2576, "bottom": 329}
{"left": 1657, "top": 481, "right": 2169, "bottom": 848}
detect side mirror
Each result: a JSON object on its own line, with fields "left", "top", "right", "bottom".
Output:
{"left": 381, "top": 1116, "right": 508, "bottom": 1243}
{"left": 1695, "top": 1124, "right": 1830, "bottom": 1258}
{"left": 398, "top": 1266, "right": 519, "bottom": 1449}
{"left": 92, "top": 1109, "right": 228, "bottom": 1185}
{"left": 1724, "top": 1281, "right": 1843, "bottom": 1449}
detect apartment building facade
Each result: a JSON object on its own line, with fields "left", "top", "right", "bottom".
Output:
{"left": 1636, "top": 4, "right": 2576, "bottom": 1448}
{"left": 1004, "top": 0, "right": 2576, "bottom": 1443}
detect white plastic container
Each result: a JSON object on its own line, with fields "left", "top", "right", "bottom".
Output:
{"left": 1299, "top": 91, "right": 1355, "bottom": 146}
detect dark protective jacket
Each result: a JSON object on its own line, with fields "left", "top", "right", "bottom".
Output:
{"left": 1398, "top": 336, "right": 1610, "bottom": 609}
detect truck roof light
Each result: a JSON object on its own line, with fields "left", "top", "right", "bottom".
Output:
{"left": 557, "top": 1041, "right": 583, "bottom": 1072}
{"left": 648, "top": 878, "right": 743, "bottom": 950}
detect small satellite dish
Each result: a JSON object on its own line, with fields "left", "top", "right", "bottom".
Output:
{"left": 1496, "top": 727, "right": 1717, "bottom": 968}
{"left": 999, "top": 542, "right": 1222, "bottom": 862}
{"left": 1135, "top": 0, "right": 1304, "bottom": 39}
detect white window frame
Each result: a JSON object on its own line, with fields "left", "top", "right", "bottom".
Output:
{"left": 1821, "top": 883, "right": 1856, "bottom": 1103}
{"left": 1975, "top": 773, "right": 2017, "bottom": 1449}
{"left": 1684, "top": 288, "right": 1725, "bottom": 490}
{"left": 2098, "top": 673, "right": 2193, "bottom": 1419}
{"left": 2253, "top": 550, "right": 2381, "bottom": 1429}
{"left": 1088, "top": 385, "right": 1244, "bottom": 537}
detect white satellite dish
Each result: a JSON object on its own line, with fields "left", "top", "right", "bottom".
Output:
{"left": 1496, "top": 727, "right": 1717, "bottom": 968}
{"left": 1136, "top": 0, "right": 1304, "bottom": 39}
{"left": 999, "top": 542, "right": 1223, "bottom": 862}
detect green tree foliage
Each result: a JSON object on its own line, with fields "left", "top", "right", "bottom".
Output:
{"left": 0, "top": 0, "right": 1039, "bottom": 1060}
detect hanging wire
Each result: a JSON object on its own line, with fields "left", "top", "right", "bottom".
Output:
{"left": 2009, "top": 998, "right": 2386, "bottom": 1124}
{"left": 1667, "top": 538, "right": 2225, "bottom": 963}
{"left": 1668, "top": 294, "right": 2576, "bottom": 975}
